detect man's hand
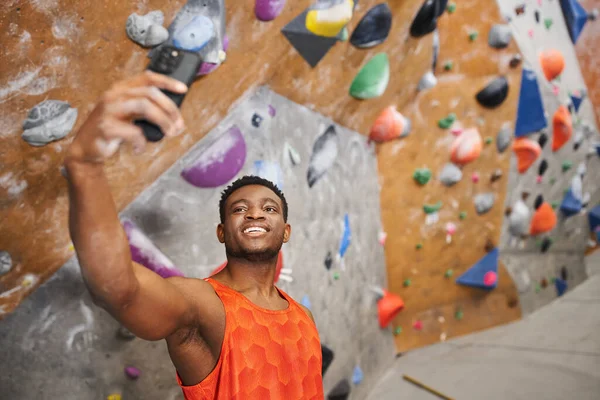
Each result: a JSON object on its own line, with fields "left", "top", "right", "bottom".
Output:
{"left": 65, "top": 71, "right": 188, "bottom": 164}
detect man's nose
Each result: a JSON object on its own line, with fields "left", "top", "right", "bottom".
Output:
{"left": 245, "top": 207, "right": 265, "bottom": 219}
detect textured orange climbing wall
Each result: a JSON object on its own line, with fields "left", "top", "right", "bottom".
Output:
{"left": 0, "top": 0, "right": 520, "bottom": 347}
{"left": 575, "top": 0, "right": 600, "bottom": 128}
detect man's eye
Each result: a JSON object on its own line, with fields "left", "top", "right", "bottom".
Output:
{"left": 266, "top": 207, "right": 276, "bottom": 212}
{"left": 233, "top": 207, "right": 245, "bottom": 213}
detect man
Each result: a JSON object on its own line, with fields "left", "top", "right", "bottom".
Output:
{"left": 64, "top": 71, "right": 324, "bottom": 399}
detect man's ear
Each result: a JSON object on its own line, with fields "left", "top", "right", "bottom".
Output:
{"left": 216, "top": 224, "right": 225, "bottom": 244}
{"left": 283, "top": 224, "right": 291, "bottom": 243}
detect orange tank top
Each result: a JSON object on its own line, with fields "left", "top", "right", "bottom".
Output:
{"left": 176, "top": 278, "right": 324, "bottom": 400}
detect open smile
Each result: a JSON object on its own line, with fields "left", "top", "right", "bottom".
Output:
{"left": 242, "top": 225, "right": 270, "bottom": 237}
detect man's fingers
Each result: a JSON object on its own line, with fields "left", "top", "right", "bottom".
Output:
{"left": 111, "top": 98, "right": 179, "bottom": 138}
{"left": 122, "top": 86, "right": 185, "bottom": 133}
{"left": 101, "top": 121, "right": 147, "bottom": 153}
{"left": 119, "top": 70, "right": 188, "bottom": 94}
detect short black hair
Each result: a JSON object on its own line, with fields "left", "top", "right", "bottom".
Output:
{"left": 219, "top": 175, "right": 288, "bottom": 223}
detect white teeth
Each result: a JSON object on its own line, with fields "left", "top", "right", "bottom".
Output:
{"left": 244, "top": 227, "right": 267, "bottom": 233}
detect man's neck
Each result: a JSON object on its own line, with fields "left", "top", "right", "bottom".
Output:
{"left": 217, "top": 257, "right": 278, "bottom": 296}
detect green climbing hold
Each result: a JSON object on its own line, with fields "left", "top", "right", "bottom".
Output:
{"left": 447, "top": 2, "right": 456, "bottom": 13}
{"left": 416, "top": 243, "right": 423, "bottom": 250}
{"left": 459, "top": 211, "right": 467, "bottom": 220}
{"left": 438, "top": 113, "right": 457, "bottom": 129}
{"left": 550, "top": 177, "right": 556, "bottom": 185}
{"left": 454, "top": 309, "right": 464, "bottom": 320}
{"left": 550, "top": 277, "right": 556, "bottom": 284}
{"left": 485, "top": 137, "right": 493, "bottom": 145}
{"left": 413, "top": 168, "right": 432, "bottom": 185}
{"left": 340, "top": 26, "right": 349, "bottom": 42}
{"left": 444, "top": 61, "right": 454, "bottom": 71}
{"left": 403, "top": 279, "right": 411, "bottom": 287}
{"left": 394, "top": 327, "right": 402, "bottom": 335}
{"left": 333, "top": 272, "right": 340, "bottom": 280}
{"left": 544, "top": 18, "right": 553, "bottom": 30}
{"left": 445, "top": 269, "right": 454, "bottom": 278}
{"left": 469, "top": 31, "right": 479, "bottom": 41}
{"left": 349, "top": 53, "right": 390, "bottom": 100}
{"left": 423, "top": 201, "right": 443, "bottom": 214}
{"left": 562, "top": 161, "right": 573, "bottom": 172}
{"left": 535, "top": 283, "right": 541, "bottom": 293}
{"left": 551, "top": 201, "right": 559, "bottom": 209}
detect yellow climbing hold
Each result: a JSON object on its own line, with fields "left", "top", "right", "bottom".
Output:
{"left": 306, "top": 0, "right": 354, "bottom": 37}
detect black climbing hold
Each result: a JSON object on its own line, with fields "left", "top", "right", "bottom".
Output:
{"left": 410, "top": 0, "right": 444, "bottom": 38}
{"left": 535, "top": 10, "right": 540, "bottom": 23}
{"left": 475, "top": 76, "right": 509, "bottom": 109}
{"left": 538, "top": 159, "right": 548, "bottom": 176}
{"left": 538, "top": 132, "right": 548, "bottom": 148}
{"left": 560, "top": 266, "right": 568, "bottom": 280}
{"left": 322, "top": 344, "right": 334, "bottom": 376}
{"left": 534, "top": 194, "right": 543, "bottom": 210}
{"left": 252, "top": 113, "right": 263, "bottom": 128}
{"left": 350, "top": 3, "right": 393, "bottom": 49}
{"left": 540, "top": 237, "right": 552, "bottom": 253}
{"left": 324, "top": 251, "right": 333, "bottom": 270}
{"left": 327, "top": 378, "right": 351, "bottom": 400}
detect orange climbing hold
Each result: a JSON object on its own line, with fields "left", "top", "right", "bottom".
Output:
{"left": 512, "top": 138, "right": 542, "bottom": 173}
{"left": 450, "top": 128, "right": 482, "bottom": 165}
{"left": 539, "top": 49, "right": 565, "bottom": 81}
{"left": 377, "top": 290, "right": 405, "bottom": 328}
{"left": 369, "top": 106, "right": 410, "bottom": 143}
{"left": 552, "top": 105, "right": 573, "bottom": 152}
{"left": 530, "top": 202, "right": 557, "bottom": 235}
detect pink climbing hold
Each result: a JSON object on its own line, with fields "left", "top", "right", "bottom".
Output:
{"left": 483, "top": 271, "right": 498, "bottom": 286}
{"left": 125, "top": 366, "right": 141, "bottom": 380}
{"left": 378, "top": 232, "right": 387, "bottom": 246}
{"left": 446, "top": 222, "right": 457, "bottom": 236}
{"left": 471, "top": 172, "right": 480, "bottom": 183}
{"left": 413, "top": 320, "right": 423, "bottom": 331}
{"left": 536, "top": 175, "right": 543, "bottom": 184}
{"left": 552, "top": 85, "right": 560, "bottom": 96}
{"left": 255, "top": 0, "right": 287, "bottom": 22}
{"left": 528, "top": 29, "right": 534, "bottom": 38}
{"left": 451, "top": 127, "right": 463, "bottom": 136}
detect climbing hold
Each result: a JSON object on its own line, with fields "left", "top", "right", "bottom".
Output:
{"left": 350, "top": 3, "right": 392, "bottom": 48}
{"left": 413, "top": 168, "right": 432, "bottom": 185}
{"left": 306, "top": 0, "right": 354, "bottom": 38}
{"left": 488, "top": 24, "right": 512, "bottom": 48}
{"left": 284, "top": 142, "right": 301, "bottom": 166}
{"left": 340, "top": 26, "right": 349, "bottom": 41}
{"left": 540, "top": 237, "right": 553, "bottom": 253}
{"left": 476, "top": 76, "right": 509, "bottom": 109}
{"left": 410, "top": 0, "right": 444, "bottom": 38}
{"left": 413, "top": 320, "right": 423, "bottom": 330}
{"left": 255, "top": 0, "right": 286, "bottom": 21}
{"left": 560, "top": 0, "right": 589, "bottom": 43}
{"left": 513, "top": 138, "right": 542, "bottom": 173}
{"left": 172, "top": 15, "right": 215, "bottom": 52}
{"left": 322, "top": 344, "right": 334, "bottom": 376}
{"left": 515, "top": 69, "right": 547, "bottom": 137}
{"left": 562, "top": 161, "right": 573, "bottom": 171}
{"left": 538, "top": 132, "right": 548, "bottom": 149}
{"left": 445, "top": 269, "right": 454, "bottom": 278}
{"left": 0, "top": 251, "right": 13, "bottom": 276}
{"left": 369, "top": 106, "right": 411, "bottom": 142}
{"left": 377, "top": 289, "right": 404, "bottom": 328}
{"left": 510, "top": 54, "right": 523, "bottom": 68}
{"left": 352, "top": 365, "right": 364, "bottom": 385}
{"left": 181, "top": 125, "right": 247, "bottom": 188}
{"left": 439, "top": 163, "right": 463, "bottom": 187}
{"left": 530, "top": 202, "right": 557, "bottom": 235}
{"left": 21, "top": 100, "right": 78, "bottom": 147}
{"left": 468, "top": 30, "right": 479, "bottom": 41}
{"left": 554, "top": 277, "right": 568, "bottom": 297}
{"left": 589, "top": 205, "right": 600, "bottom": 237}
{"left": 307, "top": 125, "right": 338, "bottom": 187}
{"left": 560, "top": 188, "right": 582, "bottom": 217}
{"left": 471, "top": 172, "right": 480, "bottom": 183}
{"left": 333, "top": 271, "right": 340, "bottom": 280}
{"left": 447, "top": 2, "right": 456, "bottom": 13}
{"left": 534, "top": 194, "right": 544, "bottom": 210}
{"left": 552, "top": 105, "right": 573, "bottom": 151}
{"left": 454, "top": 308, "right": 464, "bottom": 320}
{"left": 403, "top": 279, "right": 412, "bottom": 287}
{"left": 124, "top": 366, "right": 141, "bottom": 380}
{"left": 126, "top": 11, "right": 169, "bottom": 47}
{"left": 349, "top": 53, "right": 390, "bottom": 99}
{"left": 423, "top": 201, "right": 443, "bottom": 214}
{"left": 416, "top": 243, "right": 423, "bottom": 250}
{"left": 252, "top": 113, "right": 264, "bottom": 128}
{"left": 491, "top": 169, "right": 503, "bottom": 183}
{"left": 485, "top": 137, "right": 493, "bottom": 145}
{"left": 445, "top": 222, "right": 457, "bottom": 243}
{"left": 197, "top": 33, "right": 230, "bottom": 76}
{"left": 394, "top": 327, "right": 402, "bottom": 335}
{"left": 438, "top": 113, "right": 457, "bottom": 129}
{"left": 570, "top": 89, "right": 586, "bottom": 113}
{"left": 327, "top": 378, "right": 351, "bottom": 400}
{"left": 474, "top": 193, "right": 495, "bottom": 215}
{"left": 418, "top": 71, "right": 438, "bottom": 91}
{"left": 443, "top": 60, "right": 453, "bottom": 71}
{"left": 538, "top": 159, "right": 548, "bottom": 177}
{"left": 338, "top": 214, "right": 351, "bottom": 258}
{"left": 378, "top": 231, "right": 387, "bottom": 246}
{"left": 535, "top": 10, "right": 541, "bottom": 23}
{"left": 459, "top": 211, "right": 467, "bottom": 220}
{"left": 116, "top": 325, "right": 136, "bottom": 341}
{"left": 560, "top": 266, "right": 568, "bottom": 281}
{"left": 541, "top": 277, "right": 549, "bottom": 288}
{"left": 432, "top": 29, "right": 440, "bottom": 70}
{"left": 450, "top": 128, "right": 483, "bottom": 165}
{"left": 456, "top": 248, "right": 499, "bottom": 290}
{"left": 121, "top": 219, "right": 185, "bottom": 279}
{"left": 496, "top": 126, "right": 512, "bottom": 153}
{"left": 515, "top": 4, "right": 526, "bottom": 15}
{"left": 544, "top": 18, "right": 553, "bottom": 29}
{"left": 301, "top": 294, "right": 312, "bottom": 310}
{"left": 540, "top": 49, "right": 565, "bottom": 81}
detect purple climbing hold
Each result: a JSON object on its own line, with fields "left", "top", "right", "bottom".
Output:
{"left": 181, "top": 125, "right": 247, "bottom": 188}
{"left": 268, "top": 105, "right": 277, "bottom": 117}
{"left": 197, "top": 34, "right": 229, "bottom": 76}
{"left": 124, "top": 366, "right": 141, "bottom": 380}
{"left": 121, "top": 219, "right": 184, "bottom": 279}
{"left": 255, "top": 0, "right": 287, "bottom": 21}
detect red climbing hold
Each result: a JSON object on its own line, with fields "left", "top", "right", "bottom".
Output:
{"left": 552, "top": 105, "right": 573, "bottom": 152}
{"left": 369, "top": 106, "right": 411, "bottom": 143}
{"left": 450, "top": 128, "right": 482, "bottom": 165}
{"left": 412, "top": 320, "right": 423, "bottom": 331}
{"left": 377, "top": 290, "right": 405, "bottom": 328}
{"left": 530, "top": 202, "right": 557, "bottom": 235}
{"left": 512, "top": 137, "right": 542, "bottom": 173}
{"left": 540, "top": 49, "right": 565, "bottom": 81}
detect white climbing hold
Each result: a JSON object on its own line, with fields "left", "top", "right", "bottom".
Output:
{"left": 284, "top": 142, "right": 301, "bottom": 166}
{"left": 474, "top": 193, "right": 495, "bottom": 215}
{"left": 418, "top": 71, "right": 438, "bottom": 91}
{"left": 0, "top": 251, "right": 12, "bottom": 276}
{"left": 439, "top": 163, "right": 463, "bottom": 186}
{"left": 508, "top": 200, "right": 530, "bottom": 237}
{"left": 488, "top": 24, "right": 512, "bottom": 48}
{"left": 22, "top": 100, "right": 78, "bottom": 146}
{"left": 126, "top": 11, "right": 169, "bottom": 48}
{"left": 577, "top": 162, "right": 586, "bottom": 177}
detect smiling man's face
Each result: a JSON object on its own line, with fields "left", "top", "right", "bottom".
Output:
{"left": 217, "top": 184, "right": 291, "bottom": 262}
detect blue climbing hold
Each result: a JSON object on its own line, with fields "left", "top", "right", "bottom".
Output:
{"left": 456, "top": 248, "right": 499, "bottom": 290}
{"left": 560, "top": 0, "right": 588, "bottom": 44}
{"left": 172, "top": 15, "right": 215, "bottom": 52}
{"left": 352, "top": 365, "right": 364, "bottom": 385}
{"left": 338, "top": 214, "right": 351, "bottom": 258}
{"left": 301, "top": 294, "right": 312, "bottom": 310}
{"left": 589, "top": 205, "right": 600, "bottom": 240}
{"left": 555, "top": 277, "right": 568, "bottom": 297}
{"left": 560, "top": 189, "right": 582, "bottom": 217}
{"left": 515, "top": 69, "right": 547, "bottom": 137}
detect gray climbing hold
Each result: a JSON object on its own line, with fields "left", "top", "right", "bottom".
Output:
{"left": 126, "top": 11, "right": 169, "bottom": 48}
{"left": 418, "top": 71, "right": 438, "bottom": 91}
{"left": 0, "top": 251, "right": 12, "bottom": 276}
{"left": 488, "top": 24, "right": 512, "bottom": 49}
{"left": 117, "top": 325, "right": 136, "bottom": 340}
{"left": 508, "top": 200, "right": 530, "bottom": 237}
{"left": 439, "top": 163, "right": 462, "bottom": 186}
{"left": 22, "top": 100, "right": 78, "bottom": 146}
{"left": 474, "top": 193, "right": 495, "bottom": 215}
{"left": 496, "top": 126, "right": 512, "bottom": 153}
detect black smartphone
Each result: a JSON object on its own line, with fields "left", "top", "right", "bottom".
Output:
{"left": 136, "top": 46, "right": 203, "bottom": 142}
